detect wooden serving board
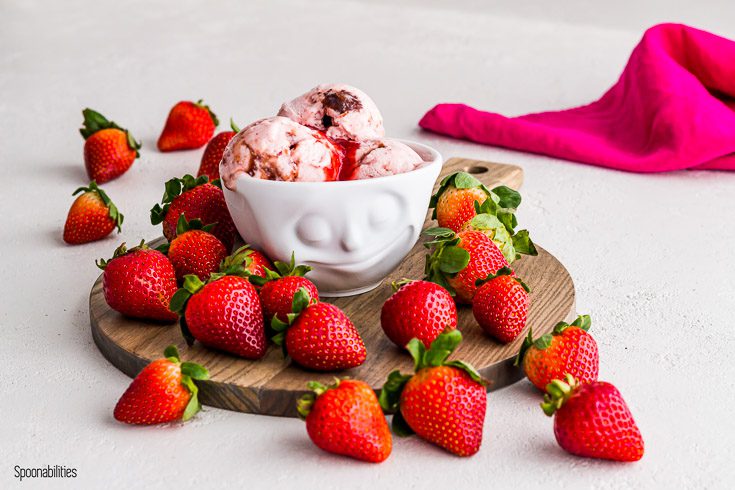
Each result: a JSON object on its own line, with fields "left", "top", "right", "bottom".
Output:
{"left": 90, "top": 158, "right": 575, "bottom": 418}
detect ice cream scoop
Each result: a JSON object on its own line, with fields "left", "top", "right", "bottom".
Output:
{"left": 220, "top": 116, "right": 339, "bottom": 190}
{"left": 346, "top": 139, "right": 424, "bottom": 180}
{"left": 278, "top": 84, "right": 384, "bottom": 141}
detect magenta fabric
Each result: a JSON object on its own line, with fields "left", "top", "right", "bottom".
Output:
{"left": 419, "top": 24, "right": 735, "bottom": 172}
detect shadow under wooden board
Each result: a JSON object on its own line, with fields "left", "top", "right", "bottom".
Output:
{"left": 90, "top": 157, "right": 576, "bottom": 418}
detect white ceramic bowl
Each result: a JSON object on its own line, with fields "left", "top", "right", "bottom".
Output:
{"left": 221, "top": 140, "right": 443, "bottom": 297}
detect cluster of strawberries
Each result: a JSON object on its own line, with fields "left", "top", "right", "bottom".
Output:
{"left": 63, "top": 101, "right": 237, "bottom": 244}
{"left": 61, "top": 101, "right": 643, "bottom": 466}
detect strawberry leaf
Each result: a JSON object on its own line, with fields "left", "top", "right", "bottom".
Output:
{"left": 571, "top": 314, "right": 592, "bottom": 331}
{"left": 514, "top": 328, "right": 535, "bottom": 367}
{"left": 492, "top": 185, "right": 521, "bottom": 209}
{"left": 181, "top": 362, "right": 209, "bottom": 381}
{"left": 438, "top": 246, "right": 470, "bottom": 273}
{"left": 378, "top": 370, "right": 412, "bottom": 413}
{"left": 163, "top": 344, "right": 180, "bottom": 362}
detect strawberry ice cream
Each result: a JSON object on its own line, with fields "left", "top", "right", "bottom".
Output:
{"left": 347, "top": 139, "right": 423, "bottom": 180}
{"left": 220, "top": 116, "right": 339, "bottom": 190}
{"left": 278, "top": 84, "right": 384, "bottom": 141}
{"left": 221, "top": 84, "right": 427, "bottom": 186}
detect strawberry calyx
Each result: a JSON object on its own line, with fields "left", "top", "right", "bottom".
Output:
{"left": 422, "top": 227, "right": 470, "bottom": 295}
{"left": 296, "top": 378, "right": 342, "bottom": 420}
{"left": 249, "top": 252, "right": 312, "bottom": 287}
{"left": 195, "top": 99, "right": 219, "bottom": 127}
{"left": 229, "top": 118, "right": 241, "bottom": 133}
{"left": 218, "top": 245, "right": 261, "bottom": 277}
{"left": 514, "top": 315, "right": 592, "bottom": 366}
{"left": 379, "top": 330, "right": 484, "bottom": 437}
{"left": 540, "top": 374, "right": 579, "bottom": 416}
{"left": 150, "top": 174, "right": 217, "bottom": 225}
{"left": 79, "top": 108, "right": 141, "bottom": 156}
{"left": 73, "top": 181, "right": 124, "bottom": 232}
{"left": 175, "top": 214, "right": 216, "bottom": 236}
{"left": 390, "top": 278, "right": 415, "bottom": 293}
{"left": 428, "top": 171, "right": 494, "bottom": 219}
{"left": 96, "top": 239, "right": 147, "bottom": 269}
{"left": 270, "top": 287, "right": 317, "bottom": 349}
{"left": 161, "top": 344, "right": 210, "bottom": 421}
{"left": 474, "top": 266, "right": 530, "bottom": 292}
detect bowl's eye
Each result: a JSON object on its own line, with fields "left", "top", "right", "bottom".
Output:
{"left": 296, "top": 213, "right": 333, "bottom": 245}
{"left": 369, "top": 193, "right": 401, "bottom": 230}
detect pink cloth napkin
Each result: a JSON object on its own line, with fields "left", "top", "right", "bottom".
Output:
{"left": 419, "top": 23, "right": 735, "bottom": 172}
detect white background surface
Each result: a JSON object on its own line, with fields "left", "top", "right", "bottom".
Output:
{"left": 2, "top": 0, "right": 734, "bottom": 488}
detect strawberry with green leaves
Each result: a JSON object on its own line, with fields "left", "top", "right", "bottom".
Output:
{"left": 380, "top": 279, "right": 457, "bottom": 349}
{"left": 158, "top": 100, "right": 218, "bottom": 151}
{"left": 515, "top": 315, "right": 599, "bottom": 391}
{"left": 150, "top": 174, "right": 237, "bottom": 251}
{"left": 197, "top": 119, "right": 240, "bottom": 180}
{"left": 63, "top": 182, "right": 123, "bottom": 244}
{"left": 97, "top": 241, "right": 178, "bottom": 322}
{"left": 80, "top": 109, "right": 141, "bottom": 183}
{"left": 114, "top": 345, "right": 209, "bottom": 425}
{"left": 424, "top": 228, "right": 508, "bottom": 304}
{"left": 248, "top": 253, "right": 318, "bottom": 324}
{"left": 541, "top": 374, "right": 644, "bottom": 462}
{"left": 297, "top": 379, "right": 392, "bottom": 463}
{"left": 272, "top": 288, "right": 366, "bottom": 371}
{"left": 430, "top": 171, "right": 536, "bottom": 263}
{"left": 163, "top": 215, "right": 228, "bottom": 282}
{"left": 472, "top": 267, "right": 530, "bottom": 343}
{"left": 379, "top": 331, "right": 487, "bottom": 457}
{"left": 219, "top": 244, "right": 274, "bottom": 280}
{"left": 170, "top": 274, "right": 266, "bottom": 360}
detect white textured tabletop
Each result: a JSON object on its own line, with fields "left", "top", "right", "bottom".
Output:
{"left": 2, "top": 0, "right": 734, "bottom": 488}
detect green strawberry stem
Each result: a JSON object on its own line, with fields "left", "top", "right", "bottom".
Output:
{"left": 540, "top": 374, "right": 579, "bottom": 416}
{"left": 230, "top": 118, "right": 240, "bottom": 133}
{"left": 474, "top": 266, "right": 530, "bottom": 292}
{"left": 249, "top": 252, "right": 311, "bottom": 287}
{"left": 175, "top": 214, "right": 216, "bottom": 235}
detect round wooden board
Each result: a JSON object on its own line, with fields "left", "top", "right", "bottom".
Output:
{"left": 90, "top": 158, "right": 575, "bottom": 418}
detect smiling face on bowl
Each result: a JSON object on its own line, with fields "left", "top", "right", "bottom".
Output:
{"left": 221, "top": 140, "right": 443, "bottom": 295}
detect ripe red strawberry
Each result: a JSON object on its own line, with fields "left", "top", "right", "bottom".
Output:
{"left": 379, "top": 331, "right": 486, "bottom": 457}
{"left": 272, "top": 288, "right": 366, "bottom": 371}
{"left": 170, "top": 274, "right": 266, "bottom": 359}
{"left": 197, "top": 119, "right": 240, "bottom": 180}
{"left": 515, "top": 315, "right": 599, "bottom": 391}
{"left": 114, "top": 345, "right": 209, "bottom": 425}
{"left": 150, "top": 174, "right": 237, "bottom": 251}
{"left": 80, "top": 109, "right": 141, "bottom": 183}
{"left": 247, "top": 253, "right": 318, "bottom": 324}
{"left": 424, "top": 228, "right": 508, "bottom": 304}
{"left": 158, "top": 100, "right": 218, "bottom": 151}
{"left": 297, "top": 379, "right": 392, "bottom": 463}
{"left": 472, "top": 267, "right": 529, "bottom": 343}
{"left": 380, "top": 279, "right": 457, "bottom": 349}
{"left": 97, "top": 241, "right": 178, "bottom": 322}
{"left": 63, "top": 182, "right": 123, "bottom": 244}
{"left": 164, "top": 215, "right": 228, "bottom": 282}
{"left": 219, "top": 245, "right": 274, "bottom": 279}
{"left": 541, "top": 374, "right": 644, "bottom": 462}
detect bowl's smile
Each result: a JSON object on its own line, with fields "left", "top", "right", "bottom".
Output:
{"left": 305, "top": 227, "right": 414, "bottom": 270}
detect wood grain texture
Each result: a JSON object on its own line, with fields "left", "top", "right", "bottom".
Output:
{"left": 90, "top": 158, "right": 575, "bottom": 417}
